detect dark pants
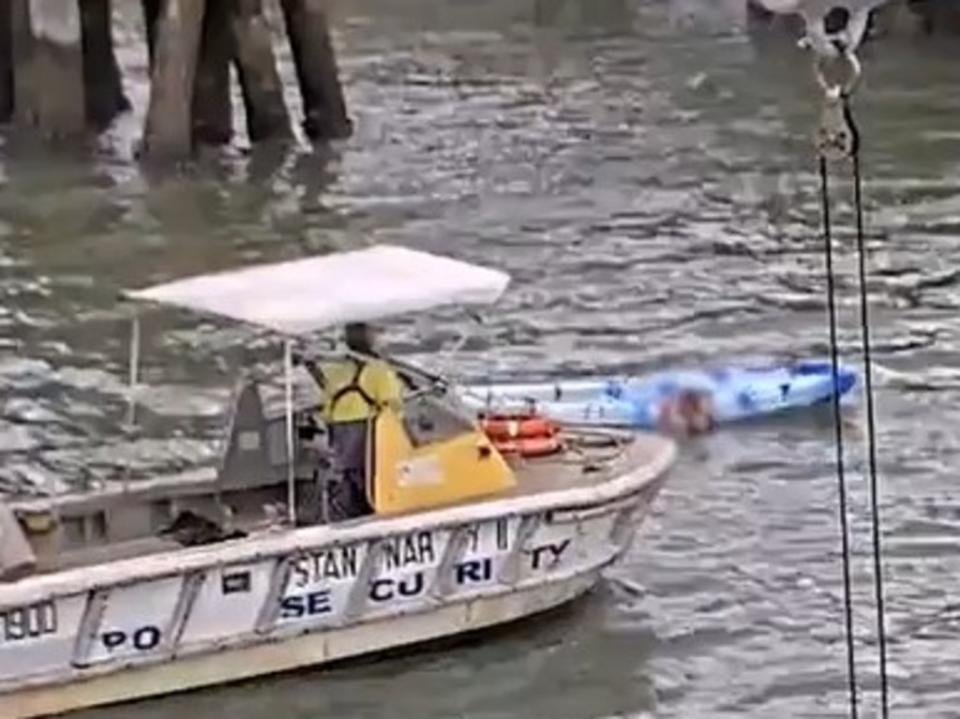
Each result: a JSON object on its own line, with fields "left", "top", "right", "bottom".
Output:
{"left": 326, "top": 420, "right": 373, "bottom": 521}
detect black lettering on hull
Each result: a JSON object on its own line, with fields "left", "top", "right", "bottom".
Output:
{"left": 530, "top": 539, "right": 571, "bottom": 571}
{"left": 369, "top": 572, "right": 426, "bottom": 602}
{"left": 100, "top": 625, "right": 162, "bottom": 653}
{"left": 0, "top": 601, "right": 57, "bottom": 643}
{"left": 381, "top": 532, "right": 435, "bottom": 571}
{"left": 455, "top": 558, "right": 493, "bottom": 586}
{"left": 279, "top": 590, "right": 333, "bottom": 619}
{"left": 496, "top": 518, "right": 509, "bottom": 551}
{"left": 291, "top": 546, "right": 360, "bottom": 588}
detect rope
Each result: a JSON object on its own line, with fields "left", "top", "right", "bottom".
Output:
{"left": 852, "top": 142, "right": 891, "bottom": 719}
{"left": 814, "top": 65, "right": 891, "bottom": 714}
{"left": 818, "top": 155, "right": 860, "bottom": 719}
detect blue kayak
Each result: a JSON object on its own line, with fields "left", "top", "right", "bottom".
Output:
{"left": 457, "top": 360, "right": 858, "bottom": 429}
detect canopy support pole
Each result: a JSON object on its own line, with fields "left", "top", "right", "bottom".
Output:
{"left": 283, "top": 339, "right": 297, "bottom": 526}
{"left": 126, "top": 314, "right": 141, "bottom": 430}
{"left": 123, "top": 313, "right": 141, "bottom": 495}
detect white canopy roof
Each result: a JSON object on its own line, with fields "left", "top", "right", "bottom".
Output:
{"left": 124, "top": 244, "right": 510, "bottom": 334}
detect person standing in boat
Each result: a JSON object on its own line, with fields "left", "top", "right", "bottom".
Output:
{"left": 302, "top": 322, "right": 404, "bottom": 521}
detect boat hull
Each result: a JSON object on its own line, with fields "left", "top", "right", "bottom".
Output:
{"left": 0, "top": 439, "right": 672, "bottom": 718}
{"left": 5, "top": 567, "right": 602, "bottom": 718}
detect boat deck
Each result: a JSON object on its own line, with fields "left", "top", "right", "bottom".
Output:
{"left": 2, "top": 428, "right": 671, "bottom": 579}
{"left": 503, "top": 429, "right": 660, "bottom": 495}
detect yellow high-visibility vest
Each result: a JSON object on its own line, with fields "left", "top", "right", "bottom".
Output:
{"left": 320, "top": 357, "right": 403, "bottom": 424}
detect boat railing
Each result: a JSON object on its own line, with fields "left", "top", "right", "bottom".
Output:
{"left": 0, "top": 435, "right": 674, "bottom": 606}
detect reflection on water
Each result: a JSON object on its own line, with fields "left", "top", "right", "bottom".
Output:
{"left": 5, "top": 0, "right": 960, "bottom": 716}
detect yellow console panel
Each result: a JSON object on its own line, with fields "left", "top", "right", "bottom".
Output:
{"left": 369, "top": 407, "right": 516, "bottom": 515}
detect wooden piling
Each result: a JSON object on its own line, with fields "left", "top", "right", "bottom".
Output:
{"left": 279, "top": 0, "right": 352, "bottom": 141}
{"left": 7, "top": 0, "right": 353, "bottom": 154}
{"left": 745, "top": 0, "right": 774, "bottom": 23}
{"left": 0, "top": 1, "right": 12, "bottom": 123}
{"left": 906, "top": 0, "right": 960, "bottom": 34}
{"left": 231, "top": 0, "right": 292, "bottom": 142}
{"left": 14, "top": 0, "right": 87, "bottom": 140}
{"left": 141, "top": 0, "right": 207, "bottom": 161}
{"left": 10, "top": 0, "right": 33, "bottom": 125}
{"left": 80, "top": 0, "right": 129, "bottom": 130}
{"left": 192, "top": 0, "right": 233, "bottom": 145}
{"left": 744, "top": 0, "right": 805, "bottom": 37}
{"left": 868, "top": 1, "right": 914, "bottom": 36}
{"left": 141, "top": 0, "right": 160, "bottom": 66}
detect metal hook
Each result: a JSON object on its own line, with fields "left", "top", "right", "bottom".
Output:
{"left": 812, "top": 47, "right": 861, "bottom": 162}
{"left": 815, "top": 89, "right": 859, "bottom": 162}
{"left": 814, "top": 48, "right": 862, "bottom": 99}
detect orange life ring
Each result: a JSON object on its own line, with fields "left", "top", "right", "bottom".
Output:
{"left": 480, "top": 413, "right": 563, "bottom": 458}
{"left": 479, "top": 414, "right": 558, "bottom": 441}
{"left": 490, "top": 434, "right": 563, "bottom": 458}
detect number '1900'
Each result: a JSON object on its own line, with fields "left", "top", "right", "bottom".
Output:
{"left": 1, "top": 601, "right": 57, "bottom": 643}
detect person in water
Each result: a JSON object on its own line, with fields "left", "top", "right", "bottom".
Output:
{"left": 303, "top": 322, "right": 404, "bottom": 520}
{"left": 657, "top": 389, "right": 714, "bottom": 438}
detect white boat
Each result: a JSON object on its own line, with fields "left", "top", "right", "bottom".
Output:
{"left": 0, "top": 245, "right": 676, "bottom": 718}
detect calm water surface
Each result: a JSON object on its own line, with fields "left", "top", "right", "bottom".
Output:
{"left": 3, "top": 1, "right": 960, "bottom": 716}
